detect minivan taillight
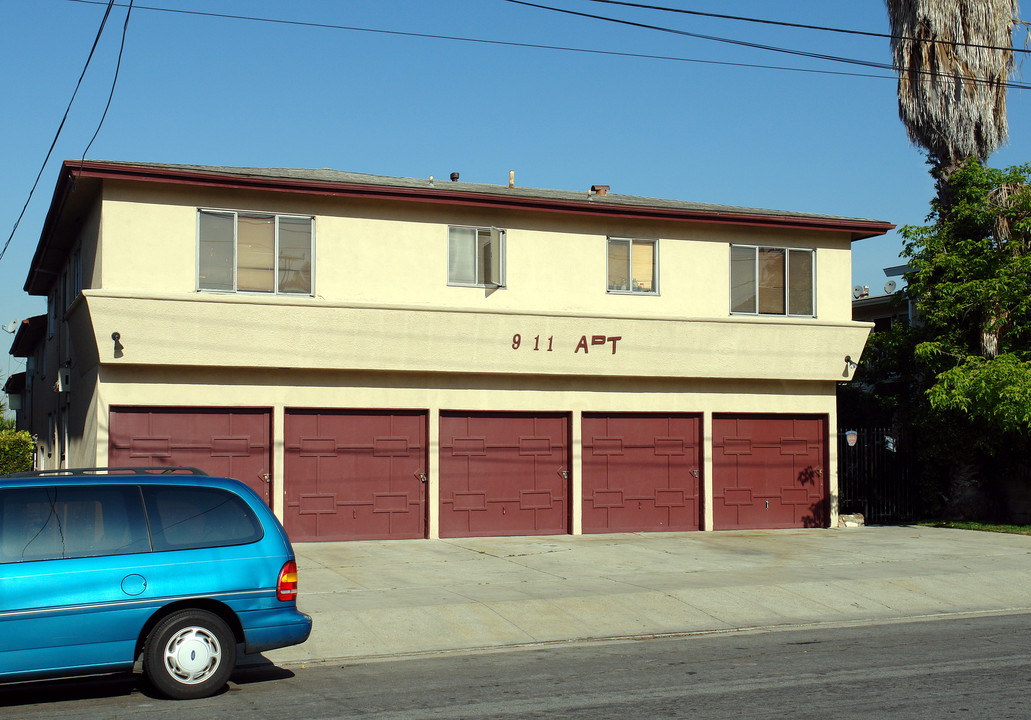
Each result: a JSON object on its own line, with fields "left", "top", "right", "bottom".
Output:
{"left": 277, "top": 560, "right": 299, "bottom": 601}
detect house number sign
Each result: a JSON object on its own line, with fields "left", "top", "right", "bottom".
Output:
{"left": 511, "top": 334, "right": 622, "bottom": 355}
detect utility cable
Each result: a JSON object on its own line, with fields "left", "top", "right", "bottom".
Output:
{"left": 502, "top": 0, "right": 1031, "bottom": 88}
{"left": 59, "top": 0, "right": 1031, "bottom": 91}
{"left": 580, "top": 0, "right": 1030, "bottom": 55}
{"left": 1, "top": 1, "right": 118, "bottom": 264}
{"left": 81, "top": 0, "right": 134, "bottom": 161}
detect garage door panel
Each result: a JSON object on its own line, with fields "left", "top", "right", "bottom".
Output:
{"left": 582, "top": 414, "right": 701, "bottom": 534}
{"left": 439, "top": 413, "right": 569, "bottom": 538}
{"left": 284, "top": 410, "right": 426, "bottom": 542}
{"left": 109, "top": 408, "right": 272, "bottom": 504}
{"left": 713, "top": 415, "right": 827, "bottom": 530}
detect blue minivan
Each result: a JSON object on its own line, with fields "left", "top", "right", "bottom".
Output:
{"left": 0, "top": 467, "right": 312, "bottom": 699}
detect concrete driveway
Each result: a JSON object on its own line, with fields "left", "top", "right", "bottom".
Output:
{"left": 266, "top": 526, "right": 1031, "bottom": 664}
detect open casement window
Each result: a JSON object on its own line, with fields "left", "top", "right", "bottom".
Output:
{"left": 448, "top": 226, "right": 505, "bottom": 288}
{"left": 730, "top": 245, "right": 815, "bottom": 316}
{"left": 607, "top": 237, "right": 657, "bottom": 294}
{"left": 198, "top": 210, "right": 313, "bottom": 295}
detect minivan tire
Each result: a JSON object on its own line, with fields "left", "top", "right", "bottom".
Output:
{"left": 143, "top": 609, "right": 237, "bottom": 699}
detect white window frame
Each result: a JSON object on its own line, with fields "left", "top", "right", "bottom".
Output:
{"left": 729, "top": 244, "right": 816, "bottom": 317}
{"left": 606, "top": 237, "right": 658, "bottom": 295}
{"left": 447, "top": 226, "right": 506, "bottom": 288}
{"left": 197, "top": 209, "right": 315, "bottom": 295}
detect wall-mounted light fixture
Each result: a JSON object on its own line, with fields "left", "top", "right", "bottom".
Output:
{"left": 112, "top": 332, "right": 124, "bottom": 358}
{"left": 845, "top": 355, "right": 858, "bottom": 370}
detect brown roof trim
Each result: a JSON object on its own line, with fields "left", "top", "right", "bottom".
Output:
{"left": 9, "top": 315, "right": 46, "bottom": 357}
{"left": 66, "top": 160, "right": 895, "bottom": 240}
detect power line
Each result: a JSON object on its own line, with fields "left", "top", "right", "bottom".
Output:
{"left": 502, "top": 0, "right": 1031, "bottom": 89}
{"left": 580, "top": 0, "right": 1031, "bottom": 55}
{"left": 1, "top": 1, "right": 119, "bottom": 264}
{"left": 60, "top": 0, "right": 1031, "bottom": 91}
{"left": 503, "top": 0, "right": 897, "bottom": 72}
{"left": 81, "top": 0, "right": 134, "bottom": 161}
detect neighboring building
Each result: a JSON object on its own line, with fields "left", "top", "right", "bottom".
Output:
{"left": 10, "top": 160, "right": 893, "bottom": 539}
{"left": 851, "top": 272, "right": 915, "bottom": 332}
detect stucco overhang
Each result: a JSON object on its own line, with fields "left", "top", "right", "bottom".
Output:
{"left": 25, "top": 160, "right": 895, "bottom": 296}
{"left": 83, "top": 292, "right": 872, "bottom": 383}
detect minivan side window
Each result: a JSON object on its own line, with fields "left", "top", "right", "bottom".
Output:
{"left": 142, "top": 486, "right": 264, "bottom": 551}
{"left": 0, "top": 486, "right": 150, "bottom": 563}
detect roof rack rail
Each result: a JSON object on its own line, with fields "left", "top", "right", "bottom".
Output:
{"left": 1, "top": 466, "right": 209, "bottom": 478}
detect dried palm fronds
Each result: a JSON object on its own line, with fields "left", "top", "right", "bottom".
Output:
{"left": 888, "top": 0, "right": 1019, "bottom": 171}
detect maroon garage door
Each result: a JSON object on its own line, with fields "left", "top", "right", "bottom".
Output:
{"left": 582, "top": 414, "right": 701, "bottom": 533}
{"left": 108, "top": 407, "right": 272, "bottom": 504}
{"left": 439, "top": 412, "right": 569, "bottom": 538}
{"left": 284, "top": 410, "right": 427, "bottom": 542}
{"left": 712, "top": 414, "right": 828, "bottom": 530}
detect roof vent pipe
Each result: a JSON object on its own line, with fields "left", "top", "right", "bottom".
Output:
{"left": 509, "top": 170, "right": 515, "bottom": 189}
{"left": 591, "top": 184, "right": 610, "bottom": 196}
{"left": 450, "top": 172, "right": 460, "bottom": 182}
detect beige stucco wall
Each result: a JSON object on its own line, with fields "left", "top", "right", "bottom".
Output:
{"left": 82, "top": 293, "right": 869, "bottom": 383}
{"left": 97, "top": 180, "right": 858, "bottom": 324}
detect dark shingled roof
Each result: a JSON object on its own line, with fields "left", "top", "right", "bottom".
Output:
{"left": 87, "top": 160, "right": 890, "bottom": 226}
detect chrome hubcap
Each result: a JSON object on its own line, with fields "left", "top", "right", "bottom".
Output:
{"left": 163, "top": 626, "right": 221, "bottom": 684}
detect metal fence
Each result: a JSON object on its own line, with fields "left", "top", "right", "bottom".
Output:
{"left": 837, "top": 426, "right": 916, "bottom": 524}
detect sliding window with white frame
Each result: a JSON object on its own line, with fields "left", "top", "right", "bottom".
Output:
{"left": 730, "top": 245, "right": 815, "bottom": 316}
{"left": 198, "top": 210, "right": 313, "bottom": 295}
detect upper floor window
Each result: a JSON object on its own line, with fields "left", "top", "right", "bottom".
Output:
{"left": 730, "top": 245, "right": 815, "bottom": 316}
{"left": 198, "top": 210, "right": 313, "bottom": 295}
{"left": 607, "top": 237, "right": 657, "bottom": 294}
{"left": 448, "top": 226, "right": 505, "bottom": 288}
{"left": 47, "top": 292, "right": 56, "bottom": 338}
{"left": 67, "top": 248, "right": 82, "bottom": 304}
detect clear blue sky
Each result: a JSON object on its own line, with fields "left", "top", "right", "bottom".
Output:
{"left": 2, "top": 0, "right": 1029, "bottom": 379}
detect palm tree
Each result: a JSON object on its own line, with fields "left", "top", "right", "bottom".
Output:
{"left": 887, "top": 0, "right": 1019, "bottom": 180}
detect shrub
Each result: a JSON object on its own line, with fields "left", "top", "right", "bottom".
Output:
{"left": 0, "top": 430, "right": 35, "bottom": 474}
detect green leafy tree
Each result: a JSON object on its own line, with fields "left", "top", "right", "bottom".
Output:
{"left": 867, "top": 159, "right": 1031, "bottom": 518}
{"left": 903, "top": 159, "right": 1031, "bottom": 430}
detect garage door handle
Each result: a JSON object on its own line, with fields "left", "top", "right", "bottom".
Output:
{"left": 416, "top": 472, "right": 427, "bottom": 483}
{"left": 558, "top": 469, "right": 569, "bottom": 480}
{"left": 262, "top": 473, "right": 271, "bottom": 483}
{"left": 690, "top": 469, "right": 699, "bottom": 478}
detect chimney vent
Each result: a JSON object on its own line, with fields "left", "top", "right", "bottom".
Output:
{"left": 450, "top": 172, "right": 460, "bottom": 182}
{"left": 591, "top": 184, "right": 610, "bottom": 196}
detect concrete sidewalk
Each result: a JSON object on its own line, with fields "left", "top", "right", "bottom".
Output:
{"left": 266, "top": 526, "right": 1031, "bottom": 665}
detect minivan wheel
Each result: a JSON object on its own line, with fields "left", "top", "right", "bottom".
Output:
{"left": 143, "top": 609, "right": 237, "bottom": 699}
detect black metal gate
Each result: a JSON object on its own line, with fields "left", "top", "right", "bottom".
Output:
{"left": 837, "top": 427, "right": 915, "bottom": 524}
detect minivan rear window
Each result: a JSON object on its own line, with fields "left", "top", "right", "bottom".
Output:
{"left": 142, "top": 486, "right": 263, "bottom": 551}
{"left": 0, "top": 485, "right": 150, "bottom": 563}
